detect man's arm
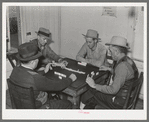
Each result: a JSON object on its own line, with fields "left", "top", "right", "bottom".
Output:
{"left": 33, "top": 73, "right": 73, "bottom": 91}
{"left": 30, "top": 39, "right": 38, "bottom": 45}
{"left": 94, "top": 63, "right": 128, "bottom": 94}
{"left": 44, "top": 44, "right": 61, "bottom": 62}
{"left": 76, "top": 43, "right": 88, "bottom": 63}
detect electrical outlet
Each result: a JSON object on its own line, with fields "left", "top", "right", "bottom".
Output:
{"left": 26, "top": 32, "right": 31, "bottom": 36}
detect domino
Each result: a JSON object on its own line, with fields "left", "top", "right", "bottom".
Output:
{"left": 96, "top": 72, "right": 99, "bottom": 75}
{"left": 78, "top": 62, "right": 87, "bottom": 66}
{"left": 54, "top": 71, "right": 66, "bottom": 78}
{"left": 59, "top": 76, "right": 62, "bottom": 79}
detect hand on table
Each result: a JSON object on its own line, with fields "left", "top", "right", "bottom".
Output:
{"left": 69, "top": 73, "right": 77, "bottom": 82}
{"left": 86, "top": 74, "right": 96, "bottom": 88}
{"left": 59, "top": 60, "right": 68, "bottom": 69}
{"left": 44, "top": 63, "right": 53, "bottom": 73}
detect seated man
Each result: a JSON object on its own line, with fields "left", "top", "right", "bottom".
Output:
{"left": 10, "top": 42, "right": 77, "bottom": 109}
{"left": 80, "top": 36, "right": 139, "bottom": 109}
{"left": 76, "top": 29, "right": 107, "bottom": 67}
{"left": 31, "top": 27, "right": 67, "bottom": 70}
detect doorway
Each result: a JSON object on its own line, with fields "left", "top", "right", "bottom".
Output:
{"left": 7, "top": 6, "right": 21, "bottom": 51}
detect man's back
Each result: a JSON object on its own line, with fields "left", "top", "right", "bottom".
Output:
{"left": 10, "top": 66, "right": 38, "bottom": 90}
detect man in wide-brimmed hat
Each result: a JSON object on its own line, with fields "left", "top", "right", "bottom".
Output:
{"left": 80, "top": 36, "right": 139, "bottom": 109}
{"left": 31, "top": 27, "right": 67, "bottom": 70}
{"left": 10, "top": 42, "right": 77, "bottom": 109}
{"left": 76, "top": 29, "right": 107, "bottom": 67}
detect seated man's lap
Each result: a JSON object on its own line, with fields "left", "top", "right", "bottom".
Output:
{"left": 81, "top": 88, "right": 121, "bottom": 109}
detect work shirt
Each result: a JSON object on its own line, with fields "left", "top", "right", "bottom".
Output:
{"left": 76, "top": 42, "right": 106, "bottom": 67}
{"left": 95, "top": 56, "right": 135, "bottom": 94}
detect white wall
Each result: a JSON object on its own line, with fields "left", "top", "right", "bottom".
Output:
{"left": 60, "top": 6, "right": 134, "bottom": 59}
{"left": 133, "top": 7, "right": 144, "bottom": 61}
{"left": 6, "top": 59, "right": 14, "bottom": 90}
{"left": 9, "top": 6, "right": 19, "bottom": 18}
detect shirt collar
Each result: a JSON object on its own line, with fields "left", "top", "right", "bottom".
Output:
{"left": 21, "top": 64, "right": 33, "bottom": 70}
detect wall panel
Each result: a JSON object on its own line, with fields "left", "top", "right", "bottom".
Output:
{"left": 20, "top": 6, "right": 60, "bottom": 54}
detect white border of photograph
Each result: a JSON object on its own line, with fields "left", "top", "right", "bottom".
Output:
{"left": 2, "top": 2, "right": 147, "bottom": 120}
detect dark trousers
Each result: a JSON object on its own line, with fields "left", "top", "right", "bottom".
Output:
{"left": 81, "top": 88, "right": 122, "bottom": 109}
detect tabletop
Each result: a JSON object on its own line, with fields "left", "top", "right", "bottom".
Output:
{"left": 45, "top": 58, "right": 109, "bottom": 91}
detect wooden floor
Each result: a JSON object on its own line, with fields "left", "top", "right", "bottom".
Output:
{"left": 6, "top": 90, "right": 143, "bottom": 109}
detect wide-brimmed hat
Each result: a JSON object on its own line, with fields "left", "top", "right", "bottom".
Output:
{"left": 82, "top": 29, "right": 101, "bottom": 41}
{"left": 105, "top": 36, "right": 130, "bottom": 49}
{"left": 35, "top": 27, "right": 51, "bottom": 39}
{"left": 16, "top": 42, "right": 42, "bottom": 61}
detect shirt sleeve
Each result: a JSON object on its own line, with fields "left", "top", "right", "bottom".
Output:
{"left": 30, "top": 39, "right": 38, "bottom": 46}
{"left": 76, "top": 43, "right": 87, "bottom": 62}
{"left": 95, "top": 62, "right": 128, "bottom": 94}
{"left": 33, "top": 73, "right": 72, "bottom": 91}
{"left": 44, "top": 44, "right": 61, "bottom": 62}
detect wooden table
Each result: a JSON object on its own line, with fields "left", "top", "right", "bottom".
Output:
{"left": 45, "top": 58, "right": 109, "bottom": 108}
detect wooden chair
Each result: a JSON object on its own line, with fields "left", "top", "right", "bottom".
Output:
{"left": 95, "top": 72, "right": 143, "bottom": 109}
{"left": 7, "top": 79, "right": 48, "bottom": 109}
{"left": 7, "top": 52, "right": 20, "bottom": 68}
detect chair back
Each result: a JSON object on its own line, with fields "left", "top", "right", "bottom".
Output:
{"left": 7, "top": 52, "right": 20, "bottom": 68}
{"left": 95, "top": 72, "right": 143, "bottom": 109}
{"left": 7, "top": 79, "right": 36, "bottom": 109}
{"left": 124, "top": 72, "right": 143, "bottom": 109}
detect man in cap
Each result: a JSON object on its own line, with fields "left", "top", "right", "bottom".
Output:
{"left": 76, "top": 29, "right": 107, "bottom": 67}
{"left": 31, "top": 27, "right": 67, "bottom": 70}
{"left": 10, "top": 42, "right": 77, "bottom": 109}
{"left": 80, "top": 36, "right": 138, "bottom": 109}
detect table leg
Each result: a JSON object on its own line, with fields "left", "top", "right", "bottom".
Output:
{"left": 72, "top": 96, "right": 80, "bottom": 109}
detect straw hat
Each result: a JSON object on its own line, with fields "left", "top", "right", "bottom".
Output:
{"left": 82, "top": 29, "right": 101, "bottom": 40}
{"left": 35, "top": 27, "right": 51, "bottom": 39}
{"left": 106, "top": 36, "right": 130, "bottom": 49}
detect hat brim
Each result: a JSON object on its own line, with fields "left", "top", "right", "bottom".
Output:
{"left": 105, "top": 43, "right": 130, "bottom": 49}
{"left": 16, "top": 51, "right": 42, "bottom": 61}
{"left": 82, "top": 34, "right": 101, "bottom": 41}
{"left": 35, "top": 31, "right": 50, "bottom": 39}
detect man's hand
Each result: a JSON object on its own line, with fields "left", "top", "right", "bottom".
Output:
{"left": 59, "top": 60, "right": 68, "bottom": 69}
{"left": 44, "top": 63, "right": 52, "bottom": 73}
{"left": 86, "top": 75, "right": 96, "bottom": 88}
{"left": 69, "top": 73, "right": 77, "bottom": 82}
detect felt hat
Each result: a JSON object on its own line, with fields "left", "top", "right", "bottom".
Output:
{"left": 82, "top": 29, "right": 101, "bottom": 40}
{"left": 106, "top": 36, "right": 130, "bottom": 49}
{"left": 16, "top": 42, "right": 42, "bottom": 61}
{"left": 35, "top": 27, "right": 51, "bottom": 39}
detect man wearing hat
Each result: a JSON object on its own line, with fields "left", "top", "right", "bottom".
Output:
{"left": 76, "top": 29, "right": 107, "bottom": 67}
{"left": 10, "top": 42, "right": 77, "bottom": 109}
{"left": 31, "top": 27, "right": 67, "bottom": 70}
{"left": 80, "top": 36, "right": 138, "bottom": 109}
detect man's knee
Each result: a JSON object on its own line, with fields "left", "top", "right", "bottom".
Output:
{"left": 81, "top": 90, "right": 94, "bottom": 104}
